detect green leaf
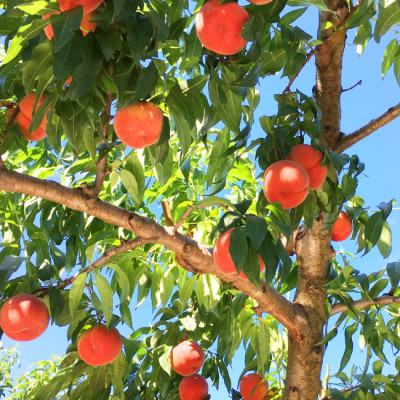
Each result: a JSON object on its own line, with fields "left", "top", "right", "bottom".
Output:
{"left": 195, "top": 196, "right": 234, "bottom": 210}
{"left": 365, "top": 212, "right": 385, "bottom": 246}
{"left": 288, "top": 0, "right": 334, "bottom": 12}
{"left": 21, "top": 41, "right": 53, "bottom": 93}
{"left": 2, "top": 19, "right": 49, "bottom": 65}
{"left": 381, "top": 39, "right": 399, "bottom": 77}
{"left": 17, "top": 1, "right": 61, "bottom": 15}
{"left": 69, "top": 272, "right": 87, "bottom": 320}
{"left": 377, "top": 222, "right": 391, "bottom": 259}
{"left": 120, "top": 169, "right": 142, "bottom": 208}
{"left": 133, "top": 61, "right": 159, "bottom": 102}
{"left": 245, "top": 215, "right": 267, "bottom": 251}
{"left": 374, "top": 1, "right": 400, "bottom": 42}
{"left": 0, "top": 256, "right": 24, "bottom": 291}
{"left": 52, "top": 7, "right": 83, "bottom": 53}
{"left": 179, "top": 274, "right": 197, "bottom": 306}
{"left": 209, "top": 79, "right": 242, "bottom": 134}
{"left": 386, "top": 261, "right": 400, "bottom": 288}
{"left": 339, "top": 322, "right": 358, "bottom": 371}
{"left": 95, "top": 273, "right": 113, "bottom": 326}
{"left": 207, "top": 130, "right": 230, "bottom": 188}
{"left": 229, "top": 227, "right": 248, "bottom": 275}
{"left": 345, "top": 0, "right": 377, "bottom": 29}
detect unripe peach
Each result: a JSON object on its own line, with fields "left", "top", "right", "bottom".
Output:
{"left": 77, "top": 325, "right": 122, "bottom": 366}
{"left": 114, "top": 102, "right": 163, "bottom": 149}
{"left": 179, "top": 374, "right": 208, "bottom": 400}
{"left": 0, "top": 294, "right": 50, "bottom": 341}
{"left": 263, "top": 160, "right": 309, "bottom": 209}
{"left": 286, "top": 144, "right": 328, "bottom": 190}
{"left": 171, "top": 340, "right": 205, "bottom": 376}
{"left": 331, "top": 211, "right": 352, "bottom": 242}
{"left": 57, "top": 0, "right": 103, "bottom": 15}
{"left": 240, "top": 373, "right": 269, "bottom": 400}
{"left": 213, "top": 228, "right": 265, "bottom": 279}
{"left": 195, "top": 0, "right": 250, "bottom": 55}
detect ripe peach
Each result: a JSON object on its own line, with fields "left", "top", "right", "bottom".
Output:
{"left": 286, "top": 144, "right": 328, "bottom": 190}
{"left": 114, "top": 102, "right": 163, "bottom": 149}
{"left": 171, "top": 340, "right": 205, "bottom": 376}
{"left": 331, "top": 211, "right": 352, "bottom": 242}
{"left": 57, "top": 0, "right": 103, "bottom": 15}
{"left": 77, "top": 325, "right": 122, "bottom": 366}
{"left": 195, "top": 0, "right": 250, "bottom": 55}
{"left": 263, "top": 160, "right": 309, "bottom": 209}
{"left": 16, "top": 93, "right": 49, "bottom": 141}
{"left": 0, "top": 294, "right": 50, "bottom": 341}
{"left": 43, "top": 11, "right": 97, "bottom": 39}
{"left": 179, "top": 374, "right": 208, "bottom": 400}
{"left": 240, "top": 373, "right": 269, "bottom": 400}
{"left": 213, "top": 228, "right": 265, "bottom": 279}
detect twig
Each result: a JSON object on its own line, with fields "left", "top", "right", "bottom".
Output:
{"left": 56, "top": 237, "right": 149, "bottom": 291}
{"left": 174, "top": 206, "right": 194, "bottom": 232}
{"left": 162, "top": 199, "right": 174, "bottom": 227}
{"left": 335, "top": 102, "right": 400, "bottom": 153}
{"left": 81, "top": 88, "right": 113, "bottom": 200}
{"left": 330, "top": 295, "right": 400, "bottom": 316}
{"left": 281, "top": 50, "right": 315, "bottom": 101}
{"left": 342, "top": 80, "right": 362, "bottom": 93}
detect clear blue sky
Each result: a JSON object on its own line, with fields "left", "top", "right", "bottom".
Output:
{"left": 2, "top": 2, "right": 400, "bottom": 398}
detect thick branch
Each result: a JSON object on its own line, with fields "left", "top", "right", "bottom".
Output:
{"left": 0, "top": 168, "right": 299, "bottom": 334}
{"left": 334, "top": 103, "right": 400, "bottom": 153}
{"left": 330, "top": 295, "right": 400, "bottom": 316}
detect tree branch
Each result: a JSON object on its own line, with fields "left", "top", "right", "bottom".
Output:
{"left": 0, "top": 168, "right": 299, "bottom": 335}
{"left": 330, "top": 295, "right": 400, "bottom": 316}
{"left": 334, "top": 103, "right": 400, "bottom": 153}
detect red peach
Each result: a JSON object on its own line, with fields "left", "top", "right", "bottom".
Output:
{"left": 286, "top": 144, "right": 328, "bottom": 190}
{"left": 57, "top": 0, "right": 103, "bottom": 15}
{"left": 114, "top": 102, "right": 163, "bottom": 149}
{"left": 195, "top": 0, "right": 250, "bottom": 55}
{"left": 331, "top": 211, "right": 352, "bottom": 242}
{"left": 179, "top": 374, "right": 208, "bottom": 400}
{"left": 0, "top": 294, "right": 50, "bottom": 341}
{"left": 77, "top": 325, "right": 122, "bottom": 366}
{"left": 263, "top": 160, "right": 310, "bottom": 209}
{"left": 240, "top": 373, "right": 269, "bottom": 400}
{"left": 171, "top": 340, "right": 205, "bottom": 376}
{"left": 213, "top": 228, "right": 265, "bottom": 280}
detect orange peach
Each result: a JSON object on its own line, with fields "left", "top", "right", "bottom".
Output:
{"left": 0, "top": 294, "right": 50, "bottom": 341}
{"left": 179, "top": 374, "right": 208, "bottom": 400}
{"left": 331, "top": 211, "right": 352, "bottom": 242}
{"left": 240, "top": 373, "right": 269, "bottom": 400}
{"left": 114, "top": 102, "right": 163, "bottom": 149}
{"left": 16, "top": 93, "right": 49, "bottom": 141}
{"left": 263, "top": 160, "right": 309, "bottom": 209}
{"left": 195, "top": 0, "right": 249, "bottom": 55}
{"left": 77, "top": 325, "right": 122, "bottom": 366}
{"left": 171, "top": 340, "right": 205, "bottom": 376}
{"left": 57, "top": 0, "right": 103, "bottom": 14}
{"left": 213, "top": 228, "right": 265, "bottom": 279}
{"left": 286, "top": 144, "right": 328, "bottom": 190}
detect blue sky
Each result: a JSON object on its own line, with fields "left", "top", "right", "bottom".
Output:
{"left": 2, "top": 1, "right": 400, "bottom": 399}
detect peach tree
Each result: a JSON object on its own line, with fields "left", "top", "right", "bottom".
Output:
{"left": 0, "top": 0, "right": 400, "bottom": 399}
